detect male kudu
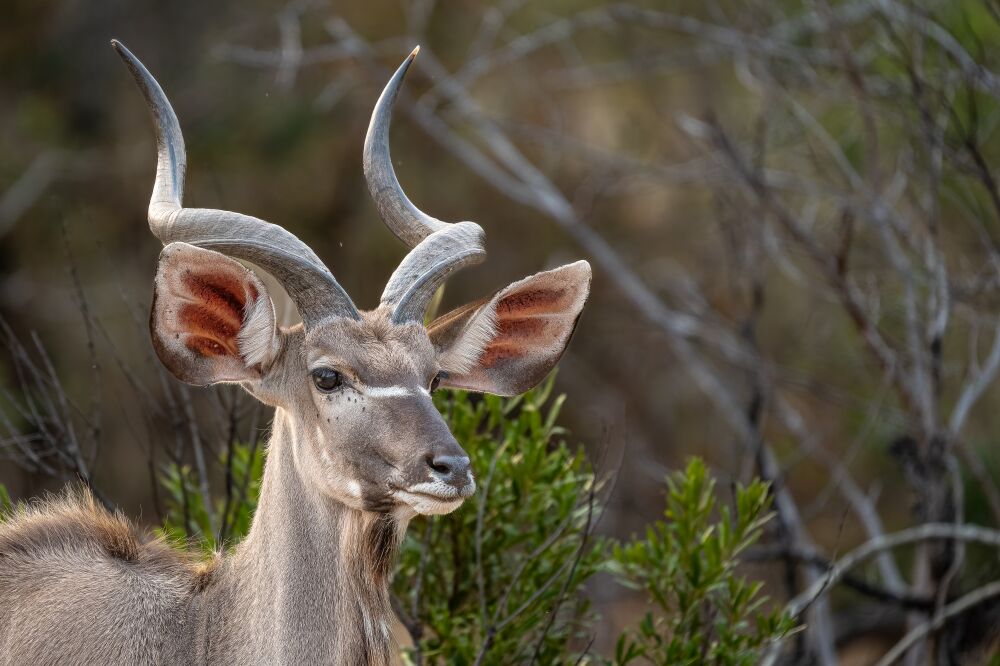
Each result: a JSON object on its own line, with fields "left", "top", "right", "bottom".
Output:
{"left": 0, "top": 42, "right": 590, "bottom": 665}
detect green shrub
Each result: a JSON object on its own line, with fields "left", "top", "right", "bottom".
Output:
{"left": 395, "top": 382, "right": 605, "bottom": 664}
{"left": 607, "top": 459, "right": 796, "bottom": 665}
{"left": 157, "top": 380, "right": 794, "bottom": 663}
{"left": 0, "top": 482, "right": 11, "bottom": 517}
{"left": 158, "top": 440, "right": 264, "bottom": 552}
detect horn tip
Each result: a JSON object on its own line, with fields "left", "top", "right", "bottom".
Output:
{"left": 408, "top": 45, "right": 420, "bottom": 60}
{"left": 110, "top": 38, "right": 134, "bottom": 64}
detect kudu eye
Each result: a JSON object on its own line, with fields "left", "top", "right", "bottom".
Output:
{"left": 429, "top": 372, "right": 444, "bottom": 393}
{"left": 311, "top": 368, "right": 343, "bottom": 393}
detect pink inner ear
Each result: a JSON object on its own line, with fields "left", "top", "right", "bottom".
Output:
{"left": 495, "top": 286, "right": 567, "bottom": 316}
{"left": 480, "top": 286, "right": 569, "bottom": 368}
{"left": 428, "top": 260, "right": 590, "bottom": 396}
{"left": 153, "top": 242, "right": 278, "bottom": 386}
{"left": 177, "top": 271, "right": 252, "bottom": 359}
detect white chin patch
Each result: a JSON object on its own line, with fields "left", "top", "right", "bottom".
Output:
{"left": 393, "top": 489, "right": 467, "bottom": 516}
{"left": 394, "top": 479, "right": 476, "bottom": 515}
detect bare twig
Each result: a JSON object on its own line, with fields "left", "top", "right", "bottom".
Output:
{"left": 761, "top": 522, "right": 1000, "bottom": 665}
{"left": 874, "top": 580, "right": 1000, "bottom": 666}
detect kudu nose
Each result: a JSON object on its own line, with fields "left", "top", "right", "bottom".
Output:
{"left": 426, "top": 454, "right": 472, "bottom": 488}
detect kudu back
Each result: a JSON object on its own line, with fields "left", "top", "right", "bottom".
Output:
{"left": 0, "top": 42, "right": 590, "bottom": 665}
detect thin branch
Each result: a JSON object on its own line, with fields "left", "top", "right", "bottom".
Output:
{"left": 761, "top": 523, "right": 1000, "bottom": 665}
{"left": 874, "top": 580, "right": 1000, "bottom": 666}
{"left": 792, "top": 523, "right": 1000, "bottom": 616}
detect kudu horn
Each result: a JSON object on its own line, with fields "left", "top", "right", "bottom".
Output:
{"left": 112, "top": 39, "right": 359, "bottom": 326}
{"left": 363, "top": 47, "right": 486, "bottom": 324}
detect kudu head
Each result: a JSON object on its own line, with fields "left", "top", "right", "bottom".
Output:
{"left": 113, "top": 41, "right": 591, "bottom": 518}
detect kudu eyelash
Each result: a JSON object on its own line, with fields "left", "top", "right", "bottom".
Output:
{"left": 308, "top": 374, "right": 430, "bottom": 399}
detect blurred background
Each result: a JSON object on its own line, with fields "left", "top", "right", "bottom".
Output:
{"left": 3, "top": 0, "right": 1000, "bottom": 662}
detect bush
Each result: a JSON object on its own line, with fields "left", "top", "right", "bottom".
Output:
{"left": 394, "top": 382, "right": 604, "bottom": 664}
{"left": 149, "top": 380, "right": 799, "bottom": 663}
{"left": 1, "top": 380, "right": 793, "bottom": 663}
{"left": 157, "top": 437, "right": 264, "bottom": 552}
{"left": 607, "top": 458, "right": 797, "bottom": 665}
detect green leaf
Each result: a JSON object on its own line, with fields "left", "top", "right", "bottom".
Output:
{"left": 0, "top": 482, "right": 11, "bottom": 517}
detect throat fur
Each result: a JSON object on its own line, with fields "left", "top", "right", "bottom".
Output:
{"left": 340, "top": 511, "right": 403, "bottom": 665}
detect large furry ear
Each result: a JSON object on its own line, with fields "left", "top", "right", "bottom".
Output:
{"left": 428, "top": 261, "right": 591, "bottom": 396}
{"left": 151, "top": 242, "right": 280, "bottom": 386}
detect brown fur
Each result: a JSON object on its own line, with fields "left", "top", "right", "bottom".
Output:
{"left": 151, "top": 244, "right": 274, "bottom": 385}
{"left": 0, "top": 489, "right": 188, "bottom": 570}
{"left": 181, "top": 271, "right": 249, "bottom": 319}
{"left": 0, "top": 489, "right": 215, "bottom": 664}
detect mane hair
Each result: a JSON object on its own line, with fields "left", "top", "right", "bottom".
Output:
{"left": 0, "top": 487, "right": 217, "bottom": 587}
{"left": 336, "top": 511, "right": 404, "bottom": 665}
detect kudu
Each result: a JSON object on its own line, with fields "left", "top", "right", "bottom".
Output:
{"left": 0, "top": 41, "right": 590, "bottom": 665}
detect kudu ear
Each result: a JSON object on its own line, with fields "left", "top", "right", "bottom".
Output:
{"left": 427, "top": 261, "right": 591, "bottom": 396}
{"left": 151, "top": 242, "right": 280, "bottom": 386}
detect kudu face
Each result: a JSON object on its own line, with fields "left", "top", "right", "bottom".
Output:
{"left": 116, "top": 42, "right": 591, "bottom": 518}
{"left": 296, "top": 315, "right": 473, "bottom": 515}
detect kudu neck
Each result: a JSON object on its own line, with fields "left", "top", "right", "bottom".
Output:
{"left": 223, "top": 407, "right": 404, "bottom": 664}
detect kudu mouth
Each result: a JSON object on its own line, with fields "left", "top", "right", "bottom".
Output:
{"left": 392, "top": 485, "right": 475, "bottom": 516}
{"left": 393, "top": 451, "right": 476, "bottom": 515}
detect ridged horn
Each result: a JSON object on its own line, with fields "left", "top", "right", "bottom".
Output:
{"left": 381, "top": 222, "right": 485, "bottom": 324}
{"left": 363, "top": 46, "right": 448, "bottom": 247}
{"left": 112, "top": 39, "right": 359, "bottom": 326}
{"left": 364, "top": 47, "right": 486, "bottom": 323}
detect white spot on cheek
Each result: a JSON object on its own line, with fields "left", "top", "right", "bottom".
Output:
{"left": 321, "top": 451, "right": 362, "bottom": 500}
{"left": 417, "top": 387, "right": 431, "bottom": 397}
{"left": 365, "top": 386, "right": 412, "bottom": 398}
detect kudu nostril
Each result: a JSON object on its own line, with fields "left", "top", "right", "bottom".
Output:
{"left": 427, "top": 455, "right": 450, "bottom": 475}
{"left": 426, "top": 454, "right": 472, "bottom": 485}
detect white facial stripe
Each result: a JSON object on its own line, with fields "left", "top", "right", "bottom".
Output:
{"left": 365, "top": 386, "right": 414, "bottom": 398}
{"left": 306, "top": 361, "right": 432, "bottom": 398}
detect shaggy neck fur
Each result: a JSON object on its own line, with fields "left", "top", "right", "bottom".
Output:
{"left": 209, "top": 408, "right": 406, "bottom": 665}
